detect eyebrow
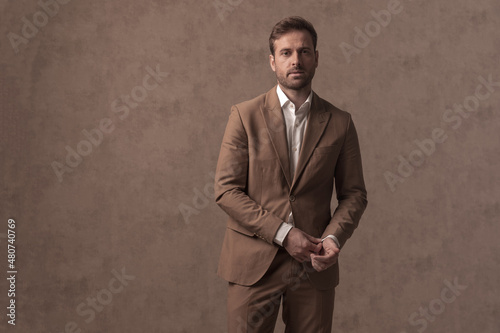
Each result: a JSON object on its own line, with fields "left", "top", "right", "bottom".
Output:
{"left": 279, "top": 46, "right": 312, "bottom": 53}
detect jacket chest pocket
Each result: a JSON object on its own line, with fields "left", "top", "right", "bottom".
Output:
{"left": 313, "top": 144, "right": 340, "bottom": 155}
{"left": 307, "top": 144, "right": 341, "bottom": 178}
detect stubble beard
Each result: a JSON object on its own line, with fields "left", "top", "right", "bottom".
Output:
{"left": 276, "top": 67, "right": 315, "bottom": 91}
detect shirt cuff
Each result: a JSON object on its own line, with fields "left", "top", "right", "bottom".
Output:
{"left": 321, "top": 235, "right": 341, "bottom": 249}
{"left": 273, "top": 222, "right": 293, "bottom": 247}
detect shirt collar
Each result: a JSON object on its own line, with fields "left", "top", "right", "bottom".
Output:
{"left": 276, "top": 84, "right": 313, "bottom": 112}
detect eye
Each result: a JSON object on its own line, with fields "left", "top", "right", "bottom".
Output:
{"left": 282, "top": 51, "right": 289, "bottom": 56}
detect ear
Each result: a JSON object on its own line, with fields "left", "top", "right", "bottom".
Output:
{"left": 269, "top": 54, "right": 276, "bottom": 72}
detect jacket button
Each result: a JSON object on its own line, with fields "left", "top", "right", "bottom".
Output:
{"left": 289, "top": 195, "right": 296, "bottom": 202}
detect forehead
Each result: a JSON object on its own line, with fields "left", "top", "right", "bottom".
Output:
{"left": 274, "top": 30, "right": 314, "bottom": 50}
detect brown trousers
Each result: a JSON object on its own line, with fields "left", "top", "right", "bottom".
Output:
{"left": 227, "top": 248, "right": 335, "bottom": 333}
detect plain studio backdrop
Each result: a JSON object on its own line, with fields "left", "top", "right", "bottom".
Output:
{"left": 1, "top": 0, "right": 499, "bottom": 332}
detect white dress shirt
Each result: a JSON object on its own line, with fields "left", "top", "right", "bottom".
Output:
{"left": 272, "top": 85, "right": 340, "bottom": 249}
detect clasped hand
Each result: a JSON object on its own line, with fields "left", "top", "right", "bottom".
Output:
{"left": 282, "top": 228, "right": 340, "bottom": 272}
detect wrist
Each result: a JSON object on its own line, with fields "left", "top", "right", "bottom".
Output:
{"left": 321, "top": 235, "right": 340, "bottom": 249}
{"left": 282, "top": 227, "right": 294, "bottom": 247}
{"left": 274, "top": 222, "right": 293, "bottom": 247}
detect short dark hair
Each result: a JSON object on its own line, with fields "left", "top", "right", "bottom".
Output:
{"left": 269, "top": 16, "right": 318, "bottom": 56}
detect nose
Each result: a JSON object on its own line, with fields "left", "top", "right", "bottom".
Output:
{"left": 291, "top": 51, "right": 301, "bottom": 67}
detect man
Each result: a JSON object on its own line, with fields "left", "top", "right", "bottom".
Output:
{"left": 214, "top": 16, "right": 367, "bottom": 332}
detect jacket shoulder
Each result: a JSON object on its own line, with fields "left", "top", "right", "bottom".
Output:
{"left": 233, "top": 92, "right": 267, "bottom": 116}
{"left": 318, "top": 96, "right": 352, "bottom": 122}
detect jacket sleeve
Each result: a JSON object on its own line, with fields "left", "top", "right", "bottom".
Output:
{"left": 322, "top": 115, "right": 368, "bottom": 248}
{"left": 214, "top": 105, "right": 283, "bottom": 245}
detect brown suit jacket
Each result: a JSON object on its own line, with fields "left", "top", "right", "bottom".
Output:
{"left": 214, "top": 85, "right": 367, "bottom": 290}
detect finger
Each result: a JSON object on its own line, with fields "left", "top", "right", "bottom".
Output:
{"left": 304, "top": 233, "right": 322, "bottom": 244}
{"left": 312, "top": 256, "right": 329, "bottom": 264}
{"left": 313, "top": 254, "right": 338, "bottom": 269}
{"left": 318, "top": 246, "right": 340, "bottom": 258}
{"left": 311, "top": 255, "right": 325, "bottom": 269}
{"left": 313, "top": 252, "right": 338, "bottom": 263}
{"left": 306, "top": 241, "right": 322, "bottom": 254}
{"left": 314, "top": 257, "right": 334, "bottom": 271}
{"left": 311, "top": 259, "right": 322, "bottom": 272}
{"left": 311, "top": 251, "right": 330, "bottom": 260}
{"left": 313, "top": 242, "right": 322, "bottom": 254}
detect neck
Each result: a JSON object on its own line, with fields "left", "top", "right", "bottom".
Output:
{"left": 278, "top": 83, "right": 311, "bottom": 108}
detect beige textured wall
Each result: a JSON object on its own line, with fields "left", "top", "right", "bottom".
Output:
{"left": 1, "top": 0, "right": 499, "bottom": 332}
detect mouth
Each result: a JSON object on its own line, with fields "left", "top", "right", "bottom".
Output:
{"left": 288, "top": 71, "right": 304, "bottom": 76}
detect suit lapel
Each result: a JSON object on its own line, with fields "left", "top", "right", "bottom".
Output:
{"left": 291, "top": 92, "right": 331, "bottom": 190}
{"left": 261, "top": 86, "right": 292, "bottom": 188}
